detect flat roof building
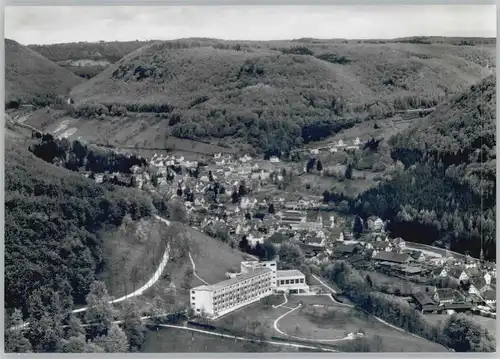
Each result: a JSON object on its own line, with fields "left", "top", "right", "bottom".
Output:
{"left": 190, "top": 268, "right": 273, "bottom": 319}
{"left": 276, "top": 269, "right": 309, "bottom": 294}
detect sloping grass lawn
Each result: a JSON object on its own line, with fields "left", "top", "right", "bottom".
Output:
{"left": 141, "top": 327, "right": 294, "bottom": 353}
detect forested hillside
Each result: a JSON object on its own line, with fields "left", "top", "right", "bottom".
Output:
{"left": 4, "top": 138, "right": 154, "bottom": 316}
{"left": 5, "top": 39, "right": 85, "bottom": 106}
{"left": 352, "top": 75, "right": 496, "bottom": 260}
{"left": 67, "top": 38, "right": 494, "bottom": 154}
{"left": 28, "top": 40, "right": 154, "bottom": 79}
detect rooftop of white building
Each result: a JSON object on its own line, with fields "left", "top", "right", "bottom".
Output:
{"left": 277, "top": 269, "right": 305, "bottom": 278}
{"left": 192, "top": 267, "right": 272, "bottom": 291}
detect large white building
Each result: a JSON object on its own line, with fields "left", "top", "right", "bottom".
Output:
{"left": 190, "top": 268, "right": 273, "bottom": 318}
{"left": 191, "top": 260, "right": 309, "bottom": 318}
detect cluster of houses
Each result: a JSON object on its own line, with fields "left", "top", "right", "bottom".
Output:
{"left": 131, "top": 151, "right": 344, "bottom": 249}
{"left": 306, "top": 137, "right": 363, "bottom": 155}
{"left": 300, "top": 215, "right": 497, "bottom": 316}
{"left": 83, "top": 145, "right": 496, "bottom": 319}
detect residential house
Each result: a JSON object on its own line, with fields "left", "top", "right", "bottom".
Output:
{"left": 130, "top": 165, "right": 142, "bottom": 174}
{"left": 391, "top": 237, "right": 406, "bottom": 250}
{"left": 372, "top": 251, "right": 410, "bottom": 264}
{"left": 367, "top": 216, "right": 384, "bottom": 232}
{"left": 353, "top": 137, "right": 361, "bottom": 146}
{"left": 484, "top": 272, "right": 492, "bottom": 285}
{"left": 433, "top": 288, "right": 456, "bottom": 306}
{"left": 371, "top": 242, "right": 392, "bottom": 254}
{"left": 346, "top": 255, "right": 365, "bottom": 266}
{"left": 464, "top": 255, "right": 478, "bottom": 269}
{"left": 247, "top": 232, "right": 265, "bottom": 247}
{"left": 269, "top": 156, "right": 280, "bottom": 163}
{"left": 410, "top": 250, "right": 425, "bottom": 262}
{"left": 321, "top": 214, "right": 335, "bottom": 230}
{"left": 337, "top": 231, "right": 344, "bottom": 242}
{"left": 310, "top": 148, "right": 319, "bottom": 155}
{"left": 335, "top": 139, "right": 346, "bottom": 148}
{"left": 329, "top": 147, "right": 338, "bottom": 153}
{"left": 214, "top": 153, "right": 222, "bottom": 159}
{"left": 433, "top": 267, "right": 448, "bottom": 278}
{"left": 468, "top": 277, "right": 491, "bottom": 296}
{"left": 239, "top": 154, "right": 252, "bottom": 163}
{"left": 447, "top": 268, "right": 469, "bottom": 282}
{"left": 95, "top": 173, "right": 104, "bottom": 184}
{"left": 483, "top": 290, "right": 496, "bottom": 306}
{"left": 333, "top": 244, "right": 359, "bottom": 257}
{"left": 429, "top": 257, "right": 446, "bottom": 266}
{"left": 412, "top": 292, "right": 438, "bottom": 313}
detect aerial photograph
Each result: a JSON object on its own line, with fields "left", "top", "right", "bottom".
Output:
{"left": 3, "top": 4, "right": 496, "bottom": 353}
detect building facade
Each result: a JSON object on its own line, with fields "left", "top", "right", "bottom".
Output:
{"left": 275, "top": 270, "right": 309, "bottom": 294}
{"left": 190, "top": 268, "right": 273, "bottom": 318}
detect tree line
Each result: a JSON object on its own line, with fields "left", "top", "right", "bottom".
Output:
{"left": 5, "top": 143, "right": 153, "bottom": 318}
{"left": 30, "top": 132, "right": 148, "bottom": 175}
{"left": 323, "top": 261, "right": 495, "bottom": 352}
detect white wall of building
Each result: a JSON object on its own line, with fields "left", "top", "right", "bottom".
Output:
{"left": 276, "top": 270, "right": 309, "bottom": 293}
{"left": 190, "top": 269, "right": 273, "bottom": 318}
{"left": 190, "top": 288, "right": 213, "bottom": 317}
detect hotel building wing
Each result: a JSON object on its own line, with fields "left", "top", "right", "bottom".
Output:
{"left": 190, "top": 268, "right": 273, "bottom": 318}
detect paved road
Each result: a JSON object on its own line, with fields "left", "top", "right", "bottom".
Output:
{"left": 11, "top": 215, "right": 173, "bottom": 330}
{"left": 157, "top": 323, "right": 338, "bottom": 352}
{"left": 272, "top": 303, "right": 353, "bottom": 343}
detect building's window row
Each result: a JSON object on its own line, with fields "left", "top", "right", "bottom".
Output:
{"left": 279, "top": 278, "right": 304, "bottom": 285}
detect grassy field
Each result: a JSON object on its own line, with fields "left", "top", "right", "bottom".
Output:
{"left": 125, "top": 225, "right": 251, "bottom": 314}
{"left": 98, "top": 216, "right": 167, "bottom": 298}
{"left": 141, "top": 326, "right": 295, "bottom": 353}
{"left": 214, "top": 299, "right": 288, "bottom": 338}
{"left": 210, "top": 293, "right": 447, "bottom": 352}
{"left": 186, "top": 227, "right": 251, "bottom": 284}
{"left": 359, "top": 270, "right": 417, "bottom": 295}
{"left": 21, "top": 109, "right": 239, "bottom": 156}
{"left": 280, "top": 296, "right": 447, "bottom": 352}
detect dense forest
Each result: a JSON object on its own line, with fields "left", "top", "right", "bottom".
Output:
{"left": 30, "top": 132, "right": 148, "bottom": 174}
{"left": 351, "top": 75, "right": 496, "bottom": 260}
{"left": 5, "top": 139, "right": 154, "bottom": 317}
{"left": 65, "top": 38, "right": 493, "bottom": 154}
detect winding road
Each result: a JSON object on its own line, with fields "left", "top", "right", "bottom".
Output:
{"left": 273, "top": 304, "right": 354, "bottom": 343}
{"left": 12, "top": 215, "right": 173, "bottom": 330}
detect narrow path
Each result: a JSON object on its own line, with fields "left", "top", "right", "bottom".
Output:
{"left": 157, "top": 323, "right": 337, "bottom": 352}
{"left": 12, "top": 215, "right": 173, "bottom": 330}
{"left": 272, "top": 304, "right": 352, "bottom": 343}
{"left": 188, "top": 252, "right": 210, "bottom": 286}
{"left": 272, "top": 293, "right": 288, "bottom": 309}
